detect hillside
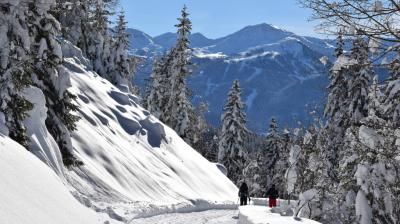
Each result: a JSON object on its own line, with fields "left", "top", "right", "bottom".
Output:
{"left": 0, "top": 41, "right": 237, "bottom": 223}
{"left": 0, "top": 135, "right": 120, "bottom": 224}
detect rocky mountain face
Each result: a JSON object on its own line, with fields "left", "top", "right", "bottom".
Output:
{"left": 130, "top": 24, "right": 334, "bottom": 133}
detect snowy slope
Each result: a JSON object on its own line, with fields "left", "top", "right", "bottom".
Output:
{"left": 0, "top": 40, "right": 237, "bottom": 223}
{"left": 0, "top": 135, "right": 121, "bottom": 224}
{"left": 62, "top": 42, "right": 237, "bottom": 220}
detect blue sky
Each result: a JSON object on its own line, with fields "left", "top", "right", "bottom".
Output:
{"left": 116, "top": 0, "right": 324, "bottom": 38}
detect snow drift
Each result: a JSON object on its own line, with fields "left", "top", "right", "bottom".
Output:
{"left": 0, "top": 135, "right": 121, "bottom": 224}
{"left": 0, "top": 41, "right": 237, "bottom": 223}
{"left": 238, "top": 205, "right": 321, "bottom": 224}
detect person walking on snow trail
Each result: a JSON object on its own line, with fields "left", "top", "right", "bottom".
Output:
{"left": 266, "top": 184, "right": 279, "bottom": 208}
{"left": 238, "top": 182, "right": 249, "bottom": 206}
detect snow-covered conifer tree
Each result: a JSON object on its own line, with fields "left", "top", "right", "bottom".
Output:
{"left": 55, "top": 0, "right": 91, "bottom": 51}
{"left": 323, "top": 32, "right": 349, "bottom": 180}
{"left": 28, "top": 0, "right": 81, "bottom": 167}
{"left": 336, "top": 36, "right": 373, "bottom": 223}
{"left": 262, "top": 118, "right": 285, "bottom": 195}
{"left": 325, "top": 32, "right": 349, "bottom": 128}
{"left": 383, "top": 51, "right": 400, "bottom": 128}
{"left": 0, "top": 1, "right": 33, "bottom": 148}
{"left": 243, "top": 148, "right": 263, "bottom": 196}
{"left": 146, "top": 55, "right": 171, "bottom": 119}
{"left": 111, "top": 10, "right": 136, "bottom": 88}
{"left": 163, "top": 5, "right": 195, "bottom": 143}
{"left": 218, "top": 80, "right": 248, "bottom": 184}
{"left": 86, "top": 0, "right": 113, "bottom": 78}
{"left": 347, "top": 37, "right": 372, "bottom": 124}
{"left": 295, "top": 126, "right": 319, "bottom": 196}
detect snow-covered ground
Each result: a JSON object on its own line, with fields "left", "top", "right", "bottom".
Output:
{"left": 64, "top": 43, "right": 237, "bottom": 220}
{"left": 239, "top": 206, "right": 321, "bottom": 224}
{"left": 128, "top": 204, "right": 323, "bottom": 224}
{"left": 0, "top": 41, "right": 238, "bottom": 223}
{"left": 0, "top": 135, "right": 121, "bottom": 224}
{"left": 129, "top": 209, "right": 238, "bottom": 224}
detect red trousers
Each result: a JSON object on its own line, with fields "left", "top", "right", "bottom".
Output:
{"left": 269, "top": 198, "right": 277, "bottom": 207}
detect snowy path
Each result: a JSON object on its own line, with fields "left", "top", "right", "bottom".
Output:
{"left": 129, "top": 209, "right": 239, "bottom": 224}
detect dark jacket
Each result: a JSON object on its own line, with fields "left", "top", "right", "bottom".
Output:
{"left": 266, "top": 186, "right": 279, "bottom": 199}
{"left": 238, "top": 183, "right": 249, "bottom": 197}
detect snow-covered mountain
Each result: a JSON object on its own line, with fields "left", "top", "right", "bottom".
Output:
{"left": 132, "top": 23, "right": 334, "bottom": 132}
{"left": 0, "top": 41, "right": 237, "bottom": 223}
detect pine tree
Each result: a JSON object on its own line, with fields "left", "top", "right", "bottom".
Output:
{"left": 325, "top": 32, "right": 349, "bottom": 127}
{"left": 296, "top": 126, "right": 319, "bottom": 196}
{"left": 312, "top": 127, "right": 341, "bottom": 223}
{"left": 111, "top": 10, "right": 136, "bottom": 88}
{"left": 0, "top": 1, "right": 33, "bottom": 148}
{"left": 261, "top": 118, "right": 285, "bottom": 195}
{"left": 163, "top": 5, "right": 195, "bottom": 143}
{"left": 194, "top": 126, "right": 219, "bottom": 162}
{"left": 28, "top": 0, "right": 81, "bottom": 167}
{"left": 146, "top": 55, "right": 171, "bottom": 119}
{"left": 285, "top": 128, "right": 302, "bottom": 199}
{"left": 383, "top": 51, "right": 400, "bottom": 128}
{"left": 55, "top": 0, "right": 91, "bottom": 51}
{"left": 336, "top": 37, "right": 373, "bottom": 223}
{"left": 189, "top": 102, "right": 209, "bottom": 149}
{"left": 86, "top": 0, "right": 113, "bottom": 78}
{"left": 323, "top": 32, "right": 349, "bottom": 180}
{"left": 383, "top": 52, "right": 400, "bottom": 223}
{"left": 353, "top": 75, "right": 397, "bottom": 224}
{"left": 243, "top": 148, "right": 263, "bottom": 196}
{"left": 313, "top": 33, "right": 353, "bottom": 222}
{"left": 347, "top": 37, "right": 372, "bottom": 125}
{"left": 218, "top": 80, "right": 248, "bottom": 184}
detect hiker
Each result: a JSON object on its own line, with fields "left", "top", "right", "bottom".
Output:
{"left": 238, "top": 182, "right": 249, "bottom": 206}
{"left": 266, "top": 184, "right": 279, "bottom": 208}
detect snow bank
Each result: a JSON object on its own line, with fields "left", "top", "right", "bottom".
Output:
{"left": 0, "top": 135, "right": 121, "bottom": 224}
{"left": 238, "top": 205, "right": 321, "bottom": 224}
{"left": 62, "top": 42, "right": 237, "bottom": 220}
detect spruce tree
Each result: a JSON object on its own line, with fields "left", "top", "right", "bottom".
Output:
{"left": 164, "top": 5, "right": 195, "bottom": 143}
{"left": 86, "top": 0, "right": 113, "bottom": 78}
{"left": 0, "top": 1, "right": 33, "bottom": 148}
{"left": 262, "top": 118, "right": 285, "bottom": 195}
{"left": 28, "top": 0, "right": 81, "bottom": 167}
{"left": 55, "top": 0, "right": 91, "bottom": 51}
{"left": 218, "top": 80, "right": 248, "bottom": 184}
{"left": 381, "top": 53, "right": 400, "bottom": 223}
{"left": 146, "top": 55, "right": 171, "bottom": 119}
{"left": 323, "top": 32, "right": 349, "bottom": 180}
{"left": 243, "top": 148, "right": 263, "bottom": 196}
{"left": 383, "top": 52, "right": 400, "bottom": 128}
{"left": 111, "top": 10, "right": 136, "bottom": 88}
{"left": 347, "top": 37, "right": 372, "bottom": 125}
{"left": 337, "top": 37, "right": 373, "bottom": 223}
{"left": 296, "top": 126, "right": 319, "bottom": 196}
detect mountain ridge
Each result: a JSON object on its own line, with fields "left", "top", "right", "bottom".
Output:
{"left": 131, "top": 23, "right": 333, "bottom": 132}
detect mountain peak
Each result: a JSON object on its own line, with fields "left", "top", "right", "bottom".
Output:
{"left": 209, "top": 23, "right": 294, "bottom": 54}
{"left": 237, "top": 23, "right": 292, "bottom": 36}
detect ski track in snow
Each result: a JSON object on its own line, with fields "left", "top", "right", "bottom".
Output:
{"left": 129, "top": 209, "right": 238, "bottom": 224}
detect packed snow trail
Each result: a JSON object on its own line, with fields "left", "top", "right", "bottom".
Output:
{"left": 129, "top": 209, "right": 239, "bottom": 224}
